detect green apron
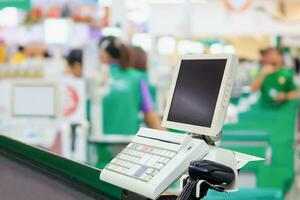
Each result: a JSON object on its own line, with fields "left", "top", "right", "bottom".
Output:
{"left": 102, "top": 65, "right": 143, "bottom": 135}
{"left": 261, "top": 68, "right": 297, "bottom": 103}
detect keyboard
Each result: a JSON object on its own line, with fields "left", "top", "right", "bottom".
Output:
{"left": 106, "top": 142, "right": 177, "bottom": 182}
{"left": 100, "top": 128, "right": 209, "bottom": 199}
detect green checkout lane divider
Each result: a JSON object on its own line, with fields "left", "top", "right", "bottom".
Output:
{"left": 0, "top": 135, "right": 123, "bottom": 200}
{"left": 220, "top": 98, "right": 298, "bottom": 196}
{"left": 206, "top": 188, "right": 283, "bottom": 200}
{"left": 0, "top": 0, "right": 31, "bottom": 10}
{"left": 224, "top": 99, "right": 298, "bottom": 144}
{"left": 222, "top": 130, "right": 270, "bottom": 142}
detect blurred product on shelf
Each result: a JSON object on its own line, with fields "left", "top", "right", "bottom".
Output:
{"left": 0, "top": 39, "right": 7, "bottom": 63}
{"left": 10, "top": 46, "right": 26, "bottom": 65}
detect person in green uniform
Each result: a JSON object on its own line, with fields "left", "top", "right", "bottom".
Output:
{"left": 130, "top": 46, "right": 157, "bottom": 104}
{"left": 98, "top": 36, "right": 163, "bottom": 135}
{"left": 251, "top": 47, "right": 298, "bottom": 103}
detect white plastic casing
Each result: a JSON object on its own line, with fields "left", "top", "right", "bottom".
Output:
{"left": 100, "top": 128, "right": 209, "bottom": 199}
{"left": 162, "top": 54, "right": 238, "bottom": 137}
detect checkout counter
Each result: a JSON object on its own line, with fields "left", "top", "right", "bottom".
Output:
{"left": 0, "top": 135, "right": 285, "bottom": 200}
{"left": 0, "top": 135, "right": 123, "bottom": 200}
{"left": 87, "top": 95, "right": 298, "bottom": 200}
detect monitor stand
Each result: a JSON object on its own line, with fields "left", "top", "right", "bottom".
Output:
{"left": 189, "top": 131, "right": 223, "bottom": 146}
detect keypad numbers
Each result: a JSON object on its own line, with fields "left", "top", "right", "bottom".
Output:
{"left": 105, "top": 143, "right": 177, "bottom": 182}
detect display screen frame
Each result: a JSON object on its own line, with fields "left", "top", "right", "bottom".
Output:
{"left": 11, "top": 81, "right": 59, "bottom": 118}
{"left": 162, "top": 54, "right": 237, "bottom": 137}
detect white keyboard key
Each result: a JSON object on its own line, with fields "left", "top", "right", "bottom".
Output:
{"left": 161, "top": 150, "right": 169, "bottom": 157}
{"left": 154, "top": 163, "right": 164, "bottom": 170}
{"left": 112, "top": 159, "right": 134, "bottom": 169}
{"left": 146, "top": 155, "right": 160, "bottom": 166}
{"left": 140, "top": 173, "right": 153, "bottom": 182}
{"left": 134, "top": 157, "right": 140, "bottom": 163}
{"left": 165, "top": 151, "right": 173, "bottom": 158}
{"left": 133, "top": 165, "right": 148, "bottom": 178}
{"left": 159, "top": 158, "right": 170, "bottom": 165}
{"left": 138, "top": 153, "right": 152, "bottom": 165}
{"left": 152, "top": 149, "right": 160, "bottom": 155}
{"left": 127, "top": 143, "right": 134, "bottom": 148}
{"left": 108, "top": 164, "right": 128, "bottom": 173}
{"left": 119, "top": 154, "right": 134, "bottom": 161}
{"left": 143, "top": 175, "right": 153, "bottom": 182}
{"left": 168, "top": 152, "right": 176, "bottom": 158}
{"left": 120, "top": 167, "right": 128, "bottom": 174}
{"left": 145, "top": 168, "right": 158, "bottom": 176}
{"left": 136, "top": 151, "right": 144, "bottom": 157}
{"left": 122, "top": 148, "right": 129, "bottom": 154}
{"left": 136, "top": 144, "right": 144, "bottom": 151}
{"left": 127, "top": 164, "right": 142, "bottom": 176}
{"left": 143, "top": 146, "right": 152, "bottom": 153}
{"left": 106, "top": 164, "right": 117, "bottom": 171}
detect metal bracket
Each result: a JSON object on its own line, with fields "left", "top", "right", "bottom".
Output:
{"left": 189, "top": 131, "right": 223, "bottom": 146}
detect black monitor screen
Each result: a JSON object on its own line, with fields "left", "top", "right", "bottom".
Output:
{"left": 167, "top": 59, "right": 227, "bottom": 127}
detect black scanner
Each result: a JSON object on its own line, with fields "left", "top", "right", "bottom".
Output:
{"left": 189, "top": 160, "right": 235, "bottom": 186}
{"left": 149, "top": 160, "right": 236, "bottom": 200}
{"left": 175, "top": 160, "right": 235, "bottom": 200}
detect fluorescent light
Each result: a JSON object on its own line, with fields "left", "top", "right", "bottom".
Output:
{"left": 210, "top": 43, "right": 224, "bottom": 54}
{"left": 44, "top": 19, "right": 72, "bottom": 45}
{"left": 102, "top": 27, "right": 122, "bottom": 38}
{"left": 177, "top": 40, "right": 204, "bottom": 55}
{"left": 132, "top": 33, "right": 152, "bottom": 52}
{"left": 224, "top": 45, "right": 236, "bottom": 54}
{"left": 0, "top": 7, "right": 18, "bottom": 27}
{"left": 157, "top": 36, "right": 176, "bottom": 55}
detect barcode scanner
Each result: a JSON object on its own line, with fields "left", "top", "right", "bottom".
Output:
{"left": 176, "top": 160, "right": 235, "bottom": 200}
{"left": 189, "top": 160, "right": 235, "bottom": 186}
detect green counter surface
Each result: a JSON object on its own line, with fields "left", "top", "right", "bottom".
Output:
{"left": 223, "top": 99, "right": 298, "bottom": 144}
{"left": 0, "top": 135, "right": 123, "bottom": 200}
{"left": 206, "top": 188, "right": 283, "bottom": 200}
{"left": 221, "top": 99, "right": 298, "bottom": 193}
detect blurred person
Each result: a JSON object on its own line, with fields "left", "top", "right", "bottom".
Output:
{"left": 98, "top": 36, "right": 163, "bottom": 135}
{"left": 131, "top": 46, "right": 148, "bottom": 72}
{"left": 251, "top": 47, "right": 298, "bottom": 103}
{"left": 131, "top": 46, "right": 157, "bottom": 103}
{"left": 66, "top": 49, "right": 83, "bottom": 78}
{"left": 10, "top": 46, "right": 26, "bottom": 65}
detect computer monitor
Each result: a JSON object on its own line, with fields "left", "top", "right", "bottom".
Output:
{"left": 11, "top": 81, "right": 59, "bottom": 118}
{"left": 162, "top": 54, "right": 238, "bottom": 137}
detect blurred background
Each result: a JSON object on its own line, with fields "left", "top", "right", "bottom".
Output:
{"left": 1, "top": 0, "right": 300, "bottom": 199}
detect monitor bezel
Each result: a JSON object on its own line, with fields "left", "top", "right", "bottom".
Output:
{"left": 162, "top": 54, "right": 237, "bottom": 137}
{"left": 11, "top": 81, "right": 60, "bottom": 118}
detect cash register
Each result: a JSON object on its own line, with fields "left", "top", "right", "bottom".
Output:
{"left": 100, "top": 54, "right": 261, "bottom": 199}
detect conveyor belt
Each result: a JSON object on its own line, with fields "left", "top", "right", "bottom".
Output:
{"left": 0, "top": 136, "right": 122, "bottom": 200}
